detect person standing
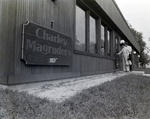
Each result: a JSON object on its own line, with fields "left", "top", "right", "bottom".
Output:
{"left": 117, "top": 40, "right": 130, "bottom": 72}
{"left": 125, "top": 42, "right": 132, "bottom": 71}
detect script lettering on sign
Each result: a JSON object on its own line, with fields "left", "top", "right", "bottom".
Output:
{"left": 22, "top": 21, "right": 72, "bottom": 65}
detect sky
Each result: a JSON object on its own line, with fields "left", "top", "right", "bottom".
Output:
{"left": 115, "top": 0, "right": 150, "bottom": 48}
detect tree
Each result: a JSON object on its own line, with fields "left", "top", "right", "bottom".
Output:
{"left": 128, "top": 23, "right": 150, "bottom": 67}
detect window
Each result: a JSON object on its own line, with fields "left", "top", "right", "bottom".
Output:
{"left": 75, "top": 5, "right": 98, "bottom": 54}
{"left": 75, "top": 6, "right": 86, "bottom": 51}
{"left": 101, "top": 25, "right": 105, "bottom": 56}
{"left": 75, "top": 3, "right": 115, "bottom": 58}
{"left": 101, "top": 25, "right": 112, "bottom": 57}
{"left": 115, "top": 36, "right": 119, "bottom": 53}
{"left": 107, "top": 30, "right": 111, "bottom": 56}
{"left": 89, "top": 16, "right": 96, "bottom": 53}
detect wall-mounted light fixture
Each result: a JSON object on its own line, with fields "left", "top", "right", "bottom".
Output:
{"left": 50, "top": 22, "right": 54, "bottom": 28}
{"left": 52, "top": 0, "right": 57, "bottom": 2}
{"left": 138, "top": 55, "right": 140, "bottom": 58}
{"left": 133, "top": 51, "right": 136, "bottom": 54}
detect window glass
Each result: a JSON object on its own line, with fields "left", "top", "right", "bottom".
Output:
{"left": 90, "top": 16, "right": 96, "bottom": 53}
{"left": 115, "top": 36, "right": 119, "bottom": 53}
{"left": 107, "top": 30, "right": 111, "bottom": 56}
{"left": 75, "top": 6, "right": 86, "bottom": 51}
{"left": 101, "top": 25, "right": 105, "bottom": 56}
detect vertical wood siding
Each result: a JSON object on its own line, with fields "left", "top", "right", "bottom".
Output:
{"left": 0, "top": 0, "right": 16, "bottom": 76}
{"left": 0, "top": 0, "right": 116, "bottom": 84}
{"left": 12, "top": 0, "right": 76, "bottom": 76}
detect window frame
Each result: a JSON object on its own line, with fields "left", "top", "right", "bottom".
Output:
{"left": 75, "top": 5, "right": 87, "bottom": 52}
{"left": 107, "top": 28, "right": 112, "bottom": 57}
{"left": 74, "top": 1, "right": 114, "bottom": 59}
{"left": 89, "top": 13, "right": 98, "bottom": 54}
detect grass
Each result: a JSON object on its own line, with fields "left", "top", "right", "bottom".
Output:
{"left": 1, "top": 74, "right": 150, "bottom": 119}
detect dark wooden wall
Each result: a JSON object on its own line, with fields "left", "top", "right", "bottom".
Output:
{"left": 0, "top": 0, "right": 16, "bottom": 84}
{"left": 13, "top": 0, "right": 75, "bottom": 76}
{"left": 0, "top": 0, "right": 120, "bottom": 84}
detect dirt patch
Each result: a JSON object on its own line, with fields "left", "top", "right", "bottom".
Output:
{"left": 22, "top": 72, "right": 130, "bottom": 102}
{"left": 1, "top": 72, "right": 143, "bottom": 103}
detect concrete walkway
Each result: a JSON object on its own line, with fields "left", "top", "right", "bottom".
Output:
{"left": 0, "top": 71, "right": 145, "bottom": 103}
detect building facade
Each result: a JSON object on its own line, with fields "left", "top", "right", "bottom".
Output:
{"left": 0, "top": 0, "right": 140, "bottom": 85}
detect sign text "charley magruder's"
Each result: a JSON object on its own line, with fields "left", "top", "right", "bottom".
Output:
{"left": 22, "top": 21, "right": 72, "bottom": 65}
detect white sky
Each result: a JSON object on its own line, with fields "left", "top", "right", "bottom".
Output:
{"left": 115, "top": 0, "right": 150, "bottom": 48}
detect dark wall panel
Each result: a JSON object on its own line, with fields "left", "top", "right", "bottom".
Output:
{"left": 0, "top": 0, "right": 117, "bottom": 84}
{"left": 0, "top": 0, "right": 16, "bottom": 76}
{"left": 13, "top": 0, "right": 75, "bottom": 76}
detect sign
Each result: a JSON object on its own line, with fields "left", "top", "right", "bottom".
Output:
{"left": 22, "top": 21, "right": 73, "bottom": 65}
